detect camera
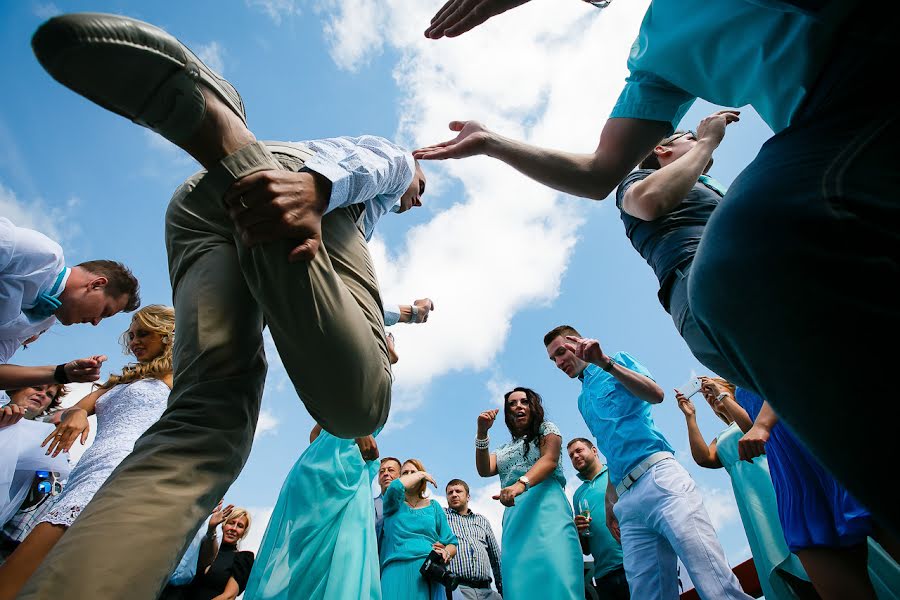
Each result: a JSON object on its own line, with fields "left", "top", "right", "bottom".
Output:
{"left": 419, "top": 550, "right": 460, "bottom": 591}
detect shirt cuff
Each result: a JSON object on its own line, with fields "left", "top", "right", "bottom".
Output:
{"left": 301, "top": 157, "right": 351, "bottom": 215}
{"left": 383, "top": 304, "right": 402, "bottom": 327}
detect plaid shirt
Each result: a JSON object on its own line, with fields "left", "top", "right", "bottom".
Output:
{"left": 1, "top": 492, "right": 57, "bottom": 544}
{"left": 444, "top": 507, "right": 502, "bottom": 591}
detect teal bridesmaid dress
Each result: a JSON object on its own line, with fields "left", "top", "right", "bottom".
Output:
{"left": 494, "top": 420, "right": 582, "bottom": 600}
{"left": 242, "top": 429, "right": 381, "bottom": 600}
{"left": 716, "top": 422, "right": 810, "bottom": 599}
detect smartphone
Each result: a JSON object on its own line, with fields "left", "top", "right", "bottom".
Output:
{"left": 677, "top": 376, "right": 703, "bottom": 399}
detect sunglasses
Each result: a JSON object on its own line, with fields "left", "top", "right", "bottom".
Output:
{"left": 582, "top": 0, "right": 612, "bottom": 7}
{"left": 661, "top": 130, "right": 696, "bottom": 146}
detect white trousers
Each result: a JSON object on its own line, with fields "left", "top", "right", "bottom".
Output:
{"left": 613, "top": 458, "right": 752, "bottom": 600}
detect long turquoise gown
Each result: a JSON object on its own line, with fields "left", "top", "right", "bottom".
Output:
{"left": 242, "top": 429, "right": 381, "bottom": 600}
{"left": 380, "top": 478, "right": 458, "bottom": 600}
{"left": 494, "top": 420, "right": 582, "bottom": 600}
{"left": 716, "top": 422, "right": 810, "bottom": 599}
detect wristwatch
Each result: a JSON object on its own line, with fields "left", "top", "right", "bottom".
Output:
{"left": 601, "top": 356, "right": 615, "bottom": 372}
{"left": 517, "top": 475, "right": 530, "bottom": 491}
{"left": 409, "top": 304, "right": 419, "bottom": 323}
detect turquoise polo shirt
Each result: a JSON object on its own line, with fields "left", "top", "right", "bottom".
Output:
{"left": 577, "top": 353, "right": 674, "bottom": 484}
{"left": 611, "top": 0, "right": 846, "bottom": 133}
{"left": 572, "top": 466, "right": 624, "bottom": 579}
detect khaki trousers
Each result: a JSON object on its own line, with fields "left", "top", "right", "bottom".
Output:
{"left": 21, "top": 141, "right": 392, "bottom": 599}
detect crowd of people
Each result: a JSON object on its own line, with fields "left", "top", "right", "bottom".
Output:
{"left": 2, "top": 0, "right": 899, "bottom": 598}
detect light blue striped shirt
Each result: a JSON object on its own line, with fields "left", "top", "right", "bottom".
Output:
{"left": 300, "top": 136, "right": 415, "bottom": 241}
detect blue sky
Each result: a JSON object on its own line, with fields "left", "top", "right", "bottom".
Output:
{"left": 2, "top": 0, "right": 776, "bottom": 578}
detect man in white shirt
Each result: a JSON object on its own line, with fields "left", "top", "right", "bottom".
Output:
{"left": 0, "top": 217, "right": 140, "bottom": 393}
{"left": 27, "top": 13, "right": 430, "bottom": 599}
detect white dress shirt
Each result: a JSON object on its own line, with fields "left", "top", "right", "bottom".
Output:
{"left": 299, "top": 136, "right": 415, "bottom": 241}
{"left": 0, "top": 217, "right": 66, "bottom": 365}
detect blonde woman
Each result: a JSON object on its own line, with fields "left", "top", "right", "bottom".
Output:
{"left": 186, "top": 507, "right": 255, "bottom": 600}
{"left": 0, "top": 304, "right": 173, "bottom": 599}
{"left": 380, "top": 459, "right": 458, "bottom": 600}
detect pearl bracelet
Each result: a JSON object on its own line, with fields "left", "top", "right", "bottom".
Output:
{"left": 474, "top": 436, "right": 490, "bottom": 450}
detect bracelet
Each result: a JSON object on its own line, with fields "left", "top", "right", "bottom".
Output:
{"left": 601, "top": 356, "right": 615, "bottom": 372}
{"left": 54, "top": 363, "right": 71, "bottom": 384}
{"left": 474, "top": 436, "right": 490, "bottom": 450}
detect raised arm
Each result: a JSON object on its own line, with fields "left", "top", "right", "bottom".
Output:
{"left": 425, "top": 0, "right": 532, "bottom": 39}
{"left": 475, "top": 408, "right": 499, "bottom": 477}
{"left": 414, "top": 118, "right": 670, "bottom": 201}
{"left": 0, "top": 355, "right": 108, "bottom": 389}
{"left": 621, "top": 111, "right": 739, "bottom": 220}
{"left": 675, "top": 391, "right": 722, "bottom": 469}
{"left": 384, "top": 298, "right": 435, "bottom": 326}
{"left": 565, "top": 336, "right": 664, "bottom": 404}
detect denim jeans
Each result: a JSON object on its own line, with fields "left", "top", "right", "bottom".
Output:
{"left": 689, "top": 7, "right": 899, "bottom": 535}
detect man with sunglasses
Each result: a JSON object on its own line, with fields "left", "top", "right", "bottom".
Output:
{"left": 616, "top": 110, "right": 738, "bottom": 377}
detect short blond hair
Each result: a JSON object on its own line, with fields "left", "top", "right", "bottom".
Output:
{"left": 225, "top": 507, "right": 252, "bottom": 541}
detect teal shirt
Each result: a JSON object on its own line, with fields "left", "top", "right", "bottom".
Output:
{"left": 577, "top": 354, "right": 674, "bottom": 484}
{"left": 611, "top": 0, "right": 845, "bottom": 133}
{"left": 572, "top": 467, "right": 624, "bottom": 580}
{"left": 380, "top": 479, "right": 458, "bottom": 569}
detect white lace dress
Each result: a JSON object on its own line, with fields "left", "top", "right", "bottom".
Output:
{"left": 42, "top": 378, "right": 169, "bottom": 527}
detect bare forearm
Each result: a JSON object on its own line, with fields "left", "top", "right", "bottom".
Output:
{"left": 721, "top": 396, "right": 753, "bottom": 432}
{"left": 684, "top": 416, "right": 719, "bottom": 468}
{"left": 624, "top": 139, "right": 715, "bottom": 220}
{"left": 607, "top": 361, "right": 664, "bottom": 404}
{"left": 485, "top": 135, "right": 615, "bottom": 199}
{"left": 755, "top": 401, "right": 780, "bottom": 430}
{"left": 523, "top": 454, "right": 559, "bottom": 487}
{"left": 0, "top": 363, "right": 57, "bottom": 389}
{"left": 475, "top": 448, "right": 493, "bottom": 477}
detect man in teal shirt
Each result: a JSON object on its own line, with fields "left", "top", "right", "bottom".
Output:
{"left": 545, "top": 325, "right": 752, "bottom": 600}
{"left": 568, "top": 437, "right": 628, "bottom": 600}
{"left": 419, "top": 0, "right": 895, "bottom": 535}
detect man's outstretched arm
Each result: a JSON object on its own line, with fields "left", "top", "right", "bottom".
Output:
{"left": 414, "top": 118, "right": 669, "bottom": 201}
{"left": 425, "top": 0, "right": 532, "bottom": 39}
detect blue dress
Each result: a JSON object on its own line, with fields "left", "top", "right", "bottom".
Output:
{"left": 380, "top": 479, "right": 458, "bottom": 600}
{"left": 494, "top": 421, "right": 582, "bottom": 600}
{"left": 242, "top": 430, "right": 381, "bottom": 600}
{"left": 715, "top": 422, "right": 810, "bottom": 599}
{"left": 734, "top": 389, "right": 871, "bottom": 551}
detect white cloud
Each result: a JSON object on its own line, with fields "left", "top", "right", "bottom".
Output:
{"left": 254, "top": 409, "right": 280, "bottom": 438}
{"left": 0, "top": 180, "right": 80, "bottom": 247}
{"left": 196, "top": 41, "right": 226, "bottom": 76}
{"left": 697, "top": 484, "right": 740, "bottom": 532}
{"left": 32, "top": 2, "right": 61, "bottom": 19}
{"left": 317, "top": 0, "right": 650, "bottom": 423}
{"left": 485, "top": 371, "right": 515, "bottom": 407}
{"left": 247, "top": 0, "right": 299, "bottom": 25}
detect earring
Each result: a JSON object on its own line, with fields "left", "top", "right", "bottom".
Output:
{"left": 161, "top": 335, "right": 170, "bottom": 345}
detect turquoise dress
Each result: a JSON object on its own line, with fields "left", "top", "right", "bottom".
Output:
{"left": 494, "top": 421, "right": 582, "bottom": 600}
{"left": 716, "top": 423, "right": 810, "bottom": 600}
{"left": 380, "top": 478, "right": 458, "bottom": 600}
{"left": 242, "top": 430, "right": 381, "bottom": 600}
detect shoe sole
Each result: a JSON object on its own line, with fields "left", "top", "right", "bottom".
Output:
{"left": 32, "top": 12, "right": 246, "bottom": 144}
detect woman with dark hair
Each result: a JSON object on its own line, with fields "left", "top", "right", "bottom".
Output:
{"left": 676, "top": 377, "right": 813, "bottom": 600}
{"left": 475, "top": 387, "right": 581, "bottom": 599}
